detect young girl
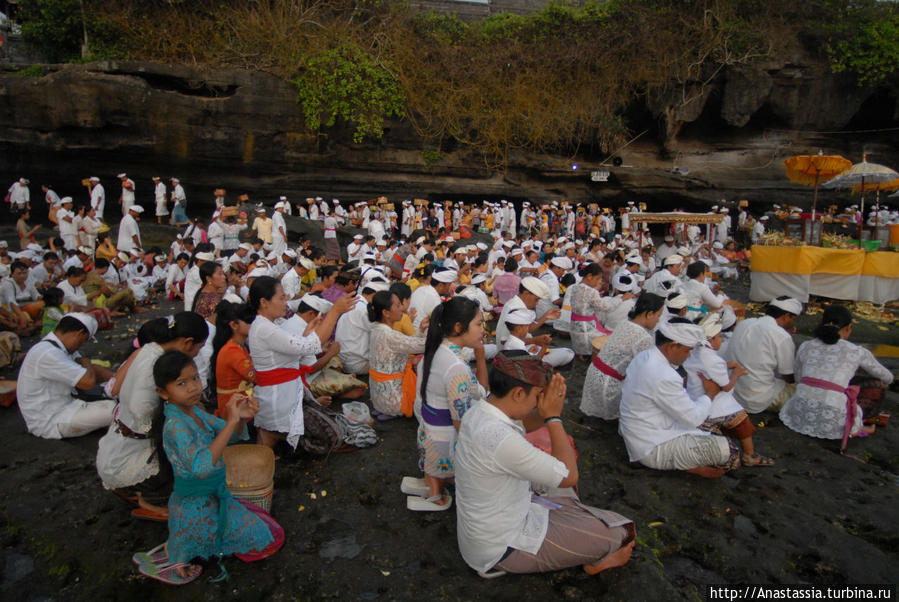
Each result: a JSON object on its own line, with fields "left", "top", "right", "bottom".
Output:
{"left": 404, "top": 296, "right": 487, "bottom": 511}
{"left": 40, "top": 287, "right": 65, "bottom": 336}
{"left": 151, "top": 350, "right": 282, "bottom": 584}
{"left": 211, "top": 301, "right": 256, "bottom": 418}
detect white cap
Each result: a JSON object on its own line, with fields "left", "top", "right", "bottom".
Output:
{"left": 510, "top": 248, "right": 524, "bottom": 257}
{"left": 721, "top": 305, "right": 738, "bottom": 330}
{"left": 664, "top": 254, "right": 683, "bottom": 266}
{"left": 550, "top": 256, "right": 573, "bottom": 270}
{"left": 432, "top": 268, "right": 458, "bottom": 283}
{"left": 129, "top": 205, "right": 144, "bottom": 213}
{"left": 699, "top": 313, "right": 723, "bottom": 339}
{"left": 298, "top": 257, "right": 316, "bottom": 271}
{"left": 666, "top": 293, "right": 688, "bottom": 310}
{"left": 76, "top": 246, "right": 92, "bottom": 255}
{"left": 117, "top": 251, "right": 130, "bottom": 262}
{"left": 117, "top": 173, "right": 127, "bottom": 178}
{"left": 760, "top": 216, "right": 769, "bottom": 221}
{"left": 444, "top": 236, "right": 455, "bottom": 243}
{"left": 520, "top": 276, "right": 550, "bottom": 300}
{"left": 89, "top": 176, "right": 100, "bottom": 182}
{"left": 275, "top": 201, "right": 286, "bottom": 210}
{"left": 223, "top": 293, "right": 243, "bottom": 304}
{"left": 247, "top": 267, "right": 268, "bottom": 278}
{"left": 195, "top": 252, "right": 215, "bottom": 262}
{"left": 299, "top": 294, "right": 333, "bottom": 314}
{"left": 60, "top": 196, "right": 73, "bottom": 204}
{"left": 364, "top": 280, "right": 390, "bottom": 293}
{"left": 256, "top": 207, "right": 266, "bottom": 214}
{"left": 677, "top": 246, "right": 691, "bottom": 256}
{"left": 470, "top": 273, "right": 487, "bottom": 286}
{"left": 239, "top": 243, "right": 253, "bottom": 251}
{"left": 659, "top": 320, "right": 705, "bottom": 347}
{"left": 415, "top": 236, "right": 426, "bottom": 245}
{"left": 712, "top": 241, "right": 724, "bottom": 249}
{"left": 66, "top": 312, "right": 98, "bottom": 338}
{"left": 664, "top": 235, "right": 674, "bottom": 242}
{"left": 354, "top": 234, "right": 365, "bottom": 240}
{"left": 283, "top": 249, "right": 297, "bottom": 259}
{"left": 154, "top": 254, "right": 166, "bottom": 262}
{"left": 505, "top": 307, "right": 536, "bottom": 325}
{"left": 0, "top": 241, "right": 7, "bottom": 249}
{"left": 625, "top": 253, "right": 643, "bottom": 266}
{"left": 769, "top": 296, "right": 802, "bottom": 316}
{"left": 279, "top": 195, "right": 287, "bottom": 201}
{"left": 476, "top": 242, "right": 488, "bottom": 251}
{"left": 613, "top": 273, "right": 637, "bottom": 293}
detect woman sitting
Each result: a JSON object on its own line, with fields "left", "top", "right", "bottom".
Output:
{"left": 568, "top": 263, "right": 628, "bottom": 357}
{"left": 96, "top": 312, "right": 209, "bottom": 520}
{"left": 368, "top": 290, "right": 427, "bottom": 420}
{"left": 405, "top": 297, "right": 487, "bottom": 511}
{"left": 780, "top": 305, "right": 894, "bottom": 449}
{"left": 580, "top": 293, "right": 664, "bottom": 420}
{"left": 191, "top": 261, "right": 227, "bottom": 321}
{"left": 455, "top": 352, "right": 635, "bottom": 577}
{"left": 144, "top": 350, "right": 282, "bottom": 584}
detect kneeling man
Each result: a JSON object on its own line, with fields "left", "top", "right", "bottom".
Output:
{"left": 619, "top": 318, "right": 740, "bottom": 478}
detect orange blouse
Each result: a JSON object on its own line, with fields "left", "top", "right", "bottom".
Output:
{"left": 215, "top": 339, "right": 255, "bottom": 417}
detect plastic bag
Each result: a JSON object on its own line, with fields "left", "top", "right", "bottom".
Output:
{"left": 342, "top": 401, "right": 373, "bottom": 426}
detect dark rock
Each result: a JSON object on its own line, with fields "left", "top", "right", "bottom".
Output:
{"left": 318, "top": 535, "right": 363, "bottom": 561}
{"left": 2, "top": 553, "right": 34, "bottom": 588}
{"left": 734, "top": 515, "right": 759, "bottom": 536}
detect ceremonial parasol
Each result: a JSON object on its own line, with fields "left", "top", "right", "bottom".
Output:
{"left": 822, "top": 155, "right": 899, "bottom": 247}
{"left": 853, "top": 177, "right": 899, "bottom": 232}
{"left": 783, "top": 153, "right": 851, "bottom": 219}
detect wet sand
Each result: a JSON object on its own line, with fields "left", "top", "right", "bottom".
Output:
{"left": 1, "top": 261, "right": 897, "bottom": 599}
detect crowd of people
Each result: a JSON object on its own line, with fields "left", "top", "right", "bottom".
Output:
{"left": 4, "top": 174, "right": 894, "bottom": 585}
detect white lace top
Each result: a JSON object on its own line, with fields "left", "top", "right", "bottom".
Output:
{"left": 568, "top": 282, "right": 622, "bottom": 355}
{"left": 580, "top": 320, "right": 654, "bottom": 419}
{"left": 368, "top": 323, "right": 426, "bottom": 415}
{"left": 780, "top": 338, "right": 893, "bottom": 439}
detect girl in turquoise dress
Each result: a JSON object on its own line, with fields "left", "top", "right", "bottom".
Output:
{"left": 154, "top": 350, "right": 282, "bottom": 582}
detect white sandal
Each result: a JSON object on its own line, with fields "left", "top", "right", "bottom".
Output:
{"left": 406, "top": 493, "right": 452, "bottom": 512}
{"left": 400, "top": 476, "right": 429, "bottom": 498}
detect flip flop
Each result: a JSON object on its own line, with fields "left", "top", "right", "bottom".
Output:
{"left": 131, "top": 507, "right": 169, "bottom": 522}
{"left": 741, "top": 453, "right": 775, "bottom": 467}
{"left": 138, "top": 561, "right": 202, "bottom": 585}
{"left": 406, "top": 493, "right": 452, "bottom": 512}
{"left": 373, "top": 411, "right": 400, "bottom": 422}
{"left": 400, "top": 476, "right": 429, "bottom": 498}
{"left": 132, "top": 543, "right": 168, "bottom": 568}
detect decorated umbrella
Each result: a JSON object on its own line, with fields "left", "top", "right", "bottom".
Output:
{"left": 822, "top": 155, "right": 899, "bottom": 247}
{"left": 783, "top": 153, "right": 851, "bottom": 219}
{"left": 853, "top": 177, "right": 899, "bottom": 233}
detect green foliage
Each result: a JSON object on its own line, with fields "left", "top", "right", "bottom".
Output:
{"left": 18, "top": 0, "right": 84, "bottom": 62}
{"left": 292, "top": 45, "right": 405, "bottom": 143}
{"left": 421, "top": 149, "right": 444, "bottom": 168}
{"left": 14, "top": 65, "right": 46, "bottom": 77}
{"left": 18, "top": 0, "right": 129, "bottom": 62}
{"left": 825, "top": 1, "right": 899, "bottom": 85}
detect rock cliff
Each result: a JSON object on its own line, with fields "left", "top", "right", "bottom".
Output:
{"left": 0, "top": 56, "right": 896, "bottom": 213}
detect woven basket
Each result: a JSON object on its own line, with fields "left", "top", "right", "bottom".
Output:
{"left": 230, "top": 484, "right": 274, "bottom": 512}
{"left": 224, "top": 444, "right": 274, "bottom": 489}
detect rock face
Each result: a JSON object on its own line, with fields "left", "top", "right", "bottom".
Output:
{"left": 0, "top": 56, "right": 896, "bottom": 214}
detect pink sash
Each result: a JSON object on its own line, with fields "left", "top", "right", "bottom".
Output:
{"left": 801, "top": 376, "right": 860, "bottom": 453}
{"left": 571, "top": 312, "right": 612, "bottom": 335}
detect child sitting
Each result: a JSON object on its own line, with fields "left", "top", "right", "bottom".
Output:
{"left": 141, "top": 350, "right": 283, "bottom": 585}
{"left": 40, "top": 287, "right": 65, "bottom": 337}
{"left": 684, "top": 314, "right": 774, "bottom": 467}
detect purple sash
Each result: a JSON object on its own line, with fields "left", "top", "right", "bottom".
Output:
{"left": 422, "top": 402, "right": 453, "bottom": 427}
{"left": 801, "top": 376, "right": 860, "bottom": 453}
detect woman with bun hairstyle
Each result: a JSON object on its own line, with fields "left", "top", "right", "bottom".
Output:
{"left": 367, "top": 290, "right": 428, "bottom": 419}
{"left": 580, "top": 293, "right": 665, "bottom": 420}
{"left": 780, "top": 305, "right": 893, "bottom": 447}
{"left": 404, "top": 296, "right": 487, "bottom": 511}
{"left": 568, "top": 262, "right": 630, "bottom": 357}
{"left": 96, "top": 311, "right": 210, "bottom": 520}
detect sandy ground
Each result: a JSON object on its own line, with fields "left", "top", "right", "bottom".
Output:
{"left": 1, "top": 239, "right": 897, "bottom": 599}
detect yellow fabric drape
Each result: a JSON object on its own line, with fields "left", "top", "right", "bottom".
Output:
{"left": 751, "top": 246, "right": 899, "bottom": 278}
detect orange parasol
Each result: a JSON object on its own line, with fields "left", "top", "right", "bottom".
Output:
{"left": 783, "top": 153, "right": 851, "bottom": 219}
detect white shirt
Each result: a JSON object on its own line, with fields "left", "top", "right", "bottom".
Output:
{"left": 454, "top": 401, "right": 569, "bottom": 572}
{"left": 165, "top": 263, "right": 185, "bottom": 291}
{"left": 683, "top": 345, "right": 744, "bottom": 419}
{"left": 154, "top": 182, "right": 167, "bottom": 203}
{"left": 408, "top": 284, "right": 442, "bottom": 331}
{"left": 90, "top": 183, "right": 105, "bottom": 218}
{"left": 57, "top": 208, "right": 75, "bottom": 237}
{"left": 458, "top": 285, "right": 493, "bottom": 312}
{"left": 281, "top": 268, "right": 304, "bottom": 310}
{"left": 682, "top": 278, "right": 725, "bottom": 312}
{"left": 535, "top": 270, "right": 560, "bottom": 320}
{"left": 495, "top": 295, "right": 527, "bottom": 346}
{"left": 619, "top": 347, "right": 713, "bottom": 462}
{"left": 183, "top": 264, "right": 202, "bottom": 311}
{"left": 207, "top": 220, "right": 224, "bottom": 250}
{"left": 725, "top": 315, "right": 795, "bottom": 413}
{"left": 8, "top": 181, "right": 30, "bottom": 206}
{"left": 117, "top": 214, "right": 141, "bottom": 252}
{"left": 271, "top": 212, "right": 287, "bottom": 247}
{"left": 58, "top": 279, "right": 88, "bottom": 307}
{"left": 17, "top": 333, "right": 87, "bottom": 439}
{"left": 323, "top": 216, "right": 338, "bottom": 239}
{"left": 121, "top": 178, "right": 136, "bottom": 212}
{"left": 335, "top": 299, "right": 372, "bottom": 371}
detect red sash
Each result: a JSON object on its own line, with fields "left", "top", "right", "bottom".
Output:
{"left": 256, "top": 366, "right": 316, "bottom": 390}
{"left": 591, "top": 355, "right": 624, "bottom": 381}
